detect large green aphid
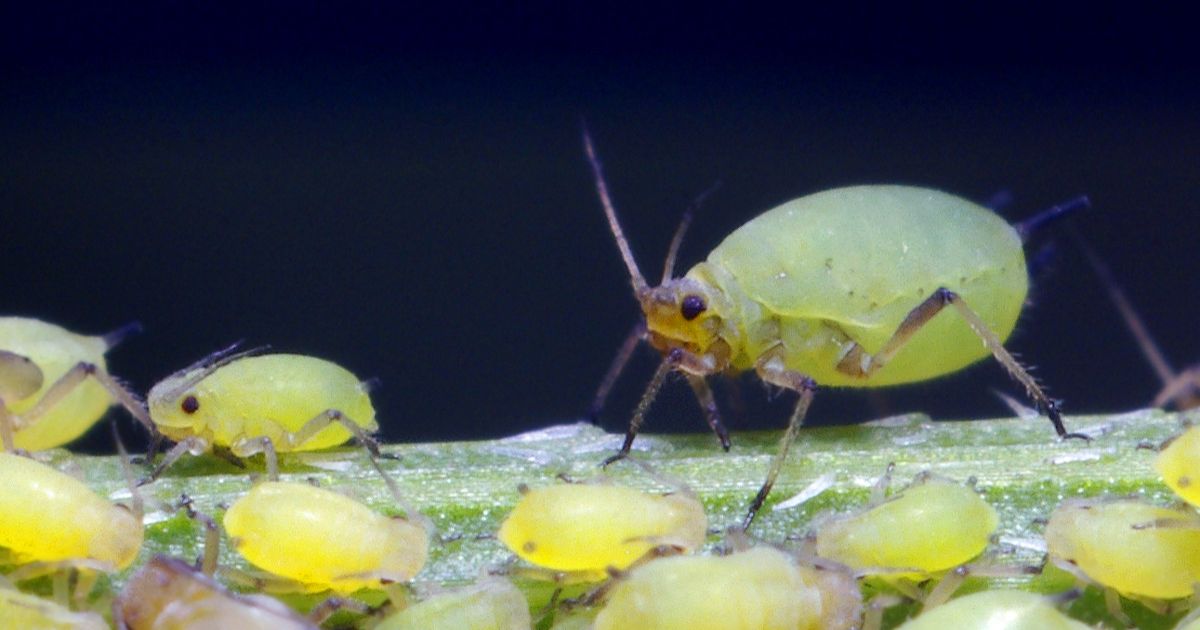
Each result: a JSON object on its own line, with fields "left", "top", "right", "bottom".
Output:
{"left": 583, "top": 130, "right": 1089, "bottom": 528}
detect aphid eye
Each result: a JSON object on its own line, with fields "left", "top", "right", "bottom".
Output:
{"left": 680, "top": 295, "right": 707, "bottom": 321}
{"left": 181, "top": 395, "right": 199, "bottom": 414}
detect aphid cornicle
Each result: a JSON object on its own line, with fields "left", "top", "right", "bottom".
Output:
{"left": 0, "top": 317, "right": 143, "bottom": 451}
{"left": 137, "top": 346, "right": 380, "bottom": 479}
{"left": 583, "top": 131, "right": 1088, "bottom": 527}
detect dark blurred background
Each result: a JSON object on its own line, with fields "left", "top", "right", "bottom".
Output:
{"left": 2, "top": 4, "right": 1197, "bottom": 452}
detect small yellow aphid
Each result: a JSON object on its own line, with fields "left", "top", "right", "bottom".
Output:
{"left": 1156, "top": 425, "right": 1200, "bottom": 506}
{"left": 894, "top": 590, "right": 1088, "bottom": 630}
{"left": 141, "top": 346, "right": 378, "bottom": 477}
{"left": 593, "top": 546, "right": 861, "bottom": 630}
{"left": 583, "top": 132, "right": 1089, "bottom": 528}
{"left": 375, "top": 577, "right": 531, "bottom": 630}
{"left": 0, "top": 587, "right": 106, "bottom": 630}
{"left": 115, "top": 555, "right": 318, "bottom": 630}
{"left": 0, "top": 451, "right": 142, "bottom": 570}
{"left": 815, "top": 477, "right": 998, "bottom": 576}
{"left": 223, "top": 480, "right": 428, "bottom": 593}
{"left": 497, "top": 482, "right": 707, "bottom": 580}
{"left": 0, "top": 317, "right": 141, "bottom": 451}
{"left": 1044, "top": 498, "right": 1200, "bottom": 600}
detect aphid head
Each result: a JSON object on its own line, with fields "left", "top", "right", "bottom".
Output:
{"left": 147, "top": 343, "right": 267, "bottom": 427}
{"left": 638, "top": 278, "right": 729, "bottom": 362}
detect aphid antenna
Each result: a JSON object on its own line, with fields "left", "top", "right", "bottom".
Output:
{"left": 660, "top": 180, "right": 721, "bottom": 284}
{"left": 101, "top": 321, "right": 144, "bottom": 350}
{"left": 159, "top": 342, "right": 272, "bottom": 401}
{"left": 1013, "top": 195, "right": 1091, "bottom": 242}
{"left": 582, "top": 124, "right": 650, "bottom": 296}
{"left": 1065, "top": 223, "right": 1175, "bottom": 386}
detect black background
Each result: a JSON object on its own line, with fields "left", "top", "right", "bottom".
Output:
{"left": 2, "top": 4, "right": 1197, "bottom": 452}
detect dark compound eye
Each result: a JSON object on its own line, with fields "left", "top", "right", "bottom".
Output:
{"left": 680, "top": 295, "right": 707, "bottom": 321}
{"left": 181, "top": 394, "right": 199, "bottom": 414}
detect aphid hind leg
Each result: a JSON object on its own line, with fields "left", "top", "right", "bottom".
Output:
{"left": 6, "top": 361, "right": 155, "bottom": 437}
{"left": 280, "top": 409, "right": 382, "bottom": 457}
{"left": 743, "top": 351, "right": 818, "bottom": 531}
{"left": 836, "top": 287, "right": 1086, "bottom": 440}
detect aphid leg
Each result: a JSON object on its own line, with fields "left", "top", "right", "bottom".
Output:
{"left": 587, "top": 321, "right": 646, "bottom": 423}
{"left": 602, "top": 355, "right": 676, "bottom": 467}
{"left": 836, "top": 287, "right": 1087, "bottom": 440}
{"left": 743, "top": 353, "right": 818, "bottom": 530}
{"left": 142, "top": 436, "right": 211, "bottom": 484}
{"left": 7, "top": 361, "right": 156, "bottom": 437}
{"left": 1154, "top": 366, "right": 1200, "bottom": 409}
{"left": 281, "top": 409, "right": 383, "bottom": 457}
{"left": 177, "top": 496, "right": 220, "bottom": 575}
{"left": 364, "top": 449, "right": 436, "bottom": 535}
{"left": 921, "top": 565, "right": 969, "bottom": 610}
{"left": 0, "top": 404, "right": 15, "bottom": 452}
{"left": 235, "top": 436, "right": 281, "bottom": 481}
{"left": 1103, "top": 588, "right": 1132, "bottom": 625}
{"left": 686, "top": 374, "right": 730, "bottom": 451}
{"left": 868, "top": 462, "right": 896, "bottom": 506}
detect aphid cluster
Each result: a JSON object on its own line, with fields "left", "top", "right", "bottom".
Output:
{"left": 0, "top": 129, "right": 1186, "bottom": 628}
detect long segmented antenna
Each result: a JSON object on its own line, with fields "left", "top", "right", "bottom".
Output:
{"left": 1066, "top": 225, "right": 1175, "bottom": 386}
{"left": 583, "top": 126, "right": 649, "bottom": 295}
{"left": 660, "top": 180, "right": 721, "bottom": 284}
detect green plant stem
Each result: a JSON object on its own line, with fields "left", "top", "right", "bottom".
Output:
{"left": 43, "top": 409, "right": 1199, "bottom": 627}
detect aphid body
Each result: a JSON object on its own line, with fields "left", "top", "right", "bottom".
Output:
{"left": 1155, "top": 425, "right": 1200, "bottom": 507}
{"left": 0, "top": 452, "right": 143, "bottom": 569}
{"left": 0, "top": 317, "right": 137, "bottom": 451}
{"left": 375, "top": 577, "right": 531, "bottom": 630}
{"left": 894, "top": 590, "right": 1089, "bottom": 630}
{"left": 585, "top": 132, "right": 1084, "bottom": 527}
{"left": 592, "top": 546, "right": 860, "bottom": 630}
{"left": 1044, "top": 498, "right": 1200, "bottom": 599}
{"left": 497, "top": 483, "right": 706, "bottom": 580}
{"left": 115, "top": 555, "right": 317, "bottom": 630}
{"left": 148, "top": 352, "right": 376, "bottom": 455}
{"left": 222, "top": 480, "right": 428, "bottom": 593}
{"left": 816, "top": 478, "right": 998, "bottom": 575}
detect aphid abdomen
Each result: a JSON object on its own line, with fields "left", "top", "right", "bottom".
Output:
{"left": 706, "top": 186, "right": 1028, "bottom": 386}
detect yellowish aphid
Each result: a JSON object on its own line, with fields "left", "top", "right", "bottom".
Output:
{"left": 895, "top": 590, "right": 1089, "bottom": 630}
{"left": 0, "top": 451, "right": 142, "bottom": 570}
{"left": 374, "top": 577, "right": 531, "bottom": 630}
{"left": 142, "top": 347, "right": 378, "bottom": 477}
{"left": 222, "top": 480, "right": 428, "bottom": 593}
{"left": 114, "top": 555, "right": 318, "bottom": 630}
{"left": 497, "top": 482, "right": 707, "bottom": 580}
{"left": 584, "top": 133, "right": 1088, "bottom": 527}
{"left": 1043, "top": 498, "right": 1200, "bottom": 600}
{"left": 592, "top": 546, "right": 861, "bottom": 630}
{"left": 0, "top": 587, "right": 106, "bottom": 630}
{"left": 0, "top": 317, "right": 141, "bottom": 451}
{"left": 815, "top": 477, "right": 998, "bottom": 576}
{"left": 1155, "top": 425, "right": 1200, "bottom": 506}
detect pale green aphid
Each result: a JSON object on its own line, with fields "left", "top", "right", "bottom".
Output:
{"left": 591, "top": 546, "right": 861, "bottom": 630}
{"left": 0, "top": 587, "right": 106, "bottom": 630}
{"left": 138, "top": 346, "right": 380, "bottom": 479}
{"left": 894, "top": 590, "right": 1089, "bottom": 630}
{"left": 585, "top": 130, "right": 1086, "bottom": 528}
{"left": 375, "top": 577, "right": 531, "bottom": 630}
{"left": 815, "top": 476, "right": 998, "bottom": 577}
{"left": 1044, "top": 498, "right": 1200, "bottom": 600}
{"left": 0, "top": 317, "right": 142, "bottom": 451}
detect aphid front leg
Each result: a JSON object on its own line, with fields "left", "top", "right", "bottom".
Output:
{"left": 587, "top": 321, "right": 646, "bottom": 423}
{"left": 685, "top": 374, "right": 730, "bottom": 451}
{"left": 743, "top": 349, "right": 818, "bottom": 530}
{"left": 144, "top": 436, "right": 212, "bottom": 483}
{"left": 836, "top": 287, "right": 1085, "bottom": 440}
